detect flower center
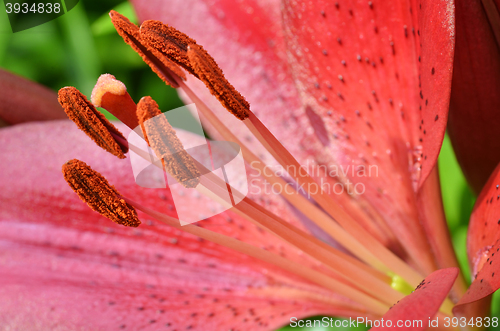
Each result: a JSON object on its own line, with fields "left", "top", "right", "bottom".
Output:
{"left": 58, "top": 10, "right": 456, "bottom": 318}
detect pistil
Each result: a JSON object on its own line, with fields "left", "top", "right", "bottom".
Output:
{"left": 91, "top": 74, "right": 139, "bottom": 129}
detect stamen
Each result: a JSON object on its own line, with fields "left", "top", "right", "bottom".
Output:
{"left": 109, "top": 10, "right": 186, "bottom": 88}
{"left": 91, "top": 74, "right": 139, "bottom": 129}
{"left": 187, "top": 44, "right": 250, "bottom": 120}
{"left": 136, "top": 96, "right": 201, "bottom": 188}
{"left": 140, "top": 20, "right": 198, "bottom": 77}
{"left": 58, "top": 86, "right": 128, "bottom": 159}
{"left": 62, "top": 159, "right": 140, "bottom": 227}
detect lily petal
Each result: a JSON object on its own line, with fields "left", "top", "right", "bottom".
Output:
{"left": 281, "top": 0, "right": 453, "bottom": 189}
{"left": 455, "top": 162, "right": 500, "bottom": 308}
{"left": 281, "top": 0, "right": 454, "bottom": 274}
{"left": 0, "top": 121, "right": 369, "bottom": 330}
{"left": 371, "top": 268, "right": 458, "bottom": 331}
{"left": 0, "top": 68, "right": 66, "bottom": 124}
{"left": 448, "top": 0, "right": 500, "bottom": 194}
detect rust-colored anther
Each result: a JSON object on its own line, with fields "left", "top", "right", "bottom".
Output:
{"left": 137, "top": 96, "right": 201, "bottom": 188}
{"left": 91, "top": 74, "right": 139, "bottom": 129}
{"left": 58, "top": 86, "right": 128, "bottom": 159}
{"left": 139, "top": 20, "right": 198, "bottom": 78}
{"left": 62, "top": 159, "right": 141, "bottom": 227}
{"left": 109, "top": 10, "right": 185, "bottom": 88}
{"left": 187, "top": 44, "right": 250, "bottom": 120}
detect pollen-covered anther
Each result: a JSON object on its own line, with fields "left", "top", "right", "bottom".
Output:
{"left": 137, "top": 96, "right": 201, "bottom": 188}
{"left": 139, "top": 20, "right": 198, "bottom": 77}
{"left": 62, "top": 159, "right": 141, "bottom": 227}
{"left": 187, "top": 44, "right": 250, "bottom": 120}
{"left": 91, "top": 74, "right": 139, "bottom": 129}
{"left": 58, "top": 86, "right": 128, "bottom": 159}
{"left": 109, "top": 10, "right": 185, "bottom": 88}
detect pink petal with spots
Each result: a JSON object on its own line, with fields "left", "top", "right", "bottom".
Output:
{"left": 455, "top": 162, "right": 500, "bottom": 309}
{"left": 371, "top": 268, "right": 458, "bottom": 331}
{"left": 281, "top": 0, "right": 454, "bottom": 274}
{"left": 0, "top": 121, "right": 370, "bottom": 330}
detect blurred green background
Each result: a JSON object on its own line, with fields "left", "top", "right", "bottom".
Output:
{"left": 0, "top": 0, "right": 497, "bottom": 329}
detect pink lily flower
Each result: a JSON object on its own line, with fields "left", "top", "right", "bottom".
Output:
{"left": 1, "top": 0, "right": 500, "bottom": 330}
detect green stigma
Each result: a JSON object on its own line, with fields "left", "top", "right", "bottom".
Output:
{"left": 389, "top": 273, "right": 414, "bottom": 295}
